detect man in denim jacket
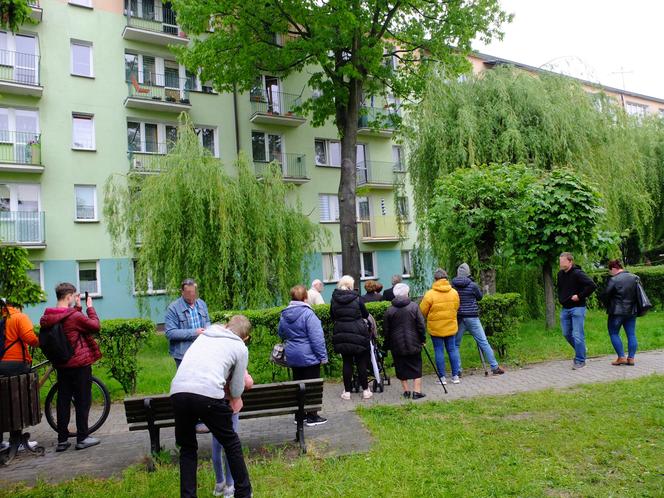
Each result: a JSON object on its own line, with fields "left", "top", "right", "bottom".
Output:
{"left": 165, "top": 278, "right": 211, "bottom": 368}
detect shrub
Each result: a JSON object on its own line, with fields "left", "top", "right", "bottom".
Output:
{"left": 478, "top": 293, "right": 523, "bottom": 357}
{"left": 589, "top": 265, "right": 664, "bottom": 311}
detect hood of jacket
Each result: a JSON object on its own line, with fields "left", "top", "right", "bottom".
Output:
{"left": 452, "top": 276, "right": 472, "bottom": 288}
{"left": 203, "top": 324, "right": 245, "bottom": 343}
{"left": 332, "top": 288, "right": 360, "bottom": 305}
{"left": 391, "top": 295, "right": 411, "bottom": 308}
{"left": 281, "top": 301, "right": 312, "bottom": 324}
{"left": 432, "top": 279, "right": 453, "bottom": 293}
{"left": 40, "top": 307, "right": 79, "bottom": 328}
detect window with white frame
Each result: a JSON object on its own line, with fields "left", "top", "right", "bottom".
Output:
{"left": 659, "top": 108, "right": 664, "bottom": 118}
{"left": 127, "top": 121, "right": 177, "bottom": 154}
{"left": 625, "top": 101, "right": 648, "bottom": 118}
{"left": 0, "top": 107, "right": 39, "bottom": 162}
{"left": 392, "top": 145, "right": 404, "bottom": 171}
{"left": 252, "top": 131, "right": 282, "bottom": 162}
{"left": 360, "top": 252, "right": 376, "bottom": 279}
{"left": 26, "top": 262, "right": 44, "bottom": 290}
{"left": 0, "top": 32, "right": 39, "bottom": 85}
{"left": 322, "top": 253, "right": 343, "bottom": 282}
{"left": 314, "top": 139, "right": 341, "bottom": 167}
{"left": 124, "top": 52, "right": 201, "bottom": 91}
{"left": 401, "top": 251, "right": 412, "bottom": 277}
{"left": 72, "top": 114, "right": 95, "bottom": 149}
{"left": 319, "top": 194, "right": 340, "bottom": 222}
{"left": 195, "top": 127, "right": 217, "bottom": 156}
{"left": 71, "top": 40, "right": 93, "bottom": 77}
{"left": 396, "top": 196, "right": 409, "bottom": 220}
{"left": 132, "top": 260, "right": 166, "bottom": 295}
{"left": 69, "top": 0, "right": 92, "bottom": 7}
{"left": 78, "top": 261, "right": 100, "bottom": 296}
{"left": 74, "top": 185, "right": 97, "bottom": 221}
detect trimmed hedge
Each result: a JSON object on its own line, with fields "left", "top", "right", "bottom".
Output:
{"left": 588, "top": 265, "right": 664, "bottom": 310}
{"left": 478, "top": 293, "right": 523, "bottom": 357}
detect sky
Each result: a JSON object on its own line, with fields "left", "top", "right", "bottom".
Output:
{"left": 475, "top": 0, "right": 664, "bottom": 99}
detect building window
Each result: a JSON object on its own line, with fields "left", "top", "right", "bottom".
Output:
{"left": 659, "top": 109, "right": 664, "bottom": 118}
{"left": 69, "top": 0, "right": 92, "bottom": 8}
{"left": 70, "top": 40, "right": 93, "bottom": 77}
{"left": 196, "top": 127, "right": 217, "bottom": 156}
{"left": 74, "top": 185, "right": 97, "bottom": 221}
{"left": 132, "top": 260, "right": 166, "bottom": 295}
{"left": 360, "top": 252, "right": 376, "bottom": 279}
{"left": 401, "top": 251, "right": 412, "bottom": 277}
{"left": 72, "top": 114, "right": 95, "bottom": 150}
{"left": 314, "top": 139, "right": 341, "bottom": 167}
{"left": 0, "top": 32, "right": 39, "bottom": 85}
{"left": 322, "top": 253, "right": 342, "bottom": 282}
{"left": 26, "top": 262, "right": 44, "bottom": 290}
{"left": 78, "top": 261, "right": 100, "bottom": 296}
{"left": 127, "top": 121, "right": 179, "bottom": 154}
{"left": 319, "top": 194, "right": 340, "bottom": 222}
{"left": 396, "top": 196, "right": 409, "bottom": 219}
{"left": 392, "top": 146, "right": 404, "bottom": 171}
{"left": 252, "top": 131, "right": 282, "bottom": 162}
{"left": 0, "top": 107, "right": 39, "bottom": 163}
{"left": 625, "top": 101, "right": 648, "bottom": 118}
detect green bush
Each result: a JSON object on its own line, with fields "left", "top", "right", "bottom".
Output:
{"left": 478, "top": 293, "right": 523, "bottom": 357}
{"left": 588, "top": 265, "right": 664, "bottom": 310}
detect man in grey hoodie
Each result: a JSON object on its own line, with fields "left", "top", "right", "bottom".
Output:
{"left": 170, "top": 315, "right": 252, "bottom": 498}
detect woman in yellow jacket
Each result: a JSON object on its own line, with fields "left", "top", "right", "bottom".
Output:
{"left": 420, "top": 269, "right": 461, "bottom": 384}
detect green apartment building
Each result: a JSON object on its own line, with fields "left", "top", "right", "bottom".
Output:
{"left": 0, "top": 0, "right": 415, "bottom": 322}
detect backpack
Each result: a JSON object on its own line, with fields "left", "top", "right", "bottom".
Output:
{"left": 39, "top": 320, "right": 74, "bottom": 365}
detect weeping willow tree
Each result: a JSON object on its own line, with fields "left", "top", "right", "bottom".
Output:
{"left": 104, "top": 116, "right": 320, "bottom": 311}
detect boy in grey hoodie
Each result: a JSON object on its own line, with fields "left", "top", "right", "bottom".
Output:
{"left": 170, "top": 316, "right": 252, "bottom": 498}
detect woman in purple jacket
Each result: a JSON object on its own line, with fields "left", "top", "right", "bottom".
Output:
{"left": 278, "top": 285, "right": 328, "bottom": 426}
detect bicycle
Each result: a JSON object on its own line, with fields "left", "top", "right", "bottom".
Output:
{"left": 31, "top": 360, "right": 111, "bottom": 437}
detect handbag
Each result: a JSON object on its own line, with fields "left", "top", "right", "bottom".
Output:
{"left": 270, "top": 343, "right": 289, "bottom": 367}
{"left": 635, "top": 278, "right": 652, "bottom": 317}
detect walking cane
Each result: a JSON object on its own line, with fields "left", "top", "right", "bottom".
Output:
{"left": 423, "top": 346, "right": 448, "bottom": 394}
{"left": 477, "top": 343, "right": 489, "bottom": 376}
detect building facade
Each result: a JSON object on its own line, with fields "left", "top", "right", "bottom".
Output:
{"left": 1, "top": 0, "right": 416, "bottom": 322}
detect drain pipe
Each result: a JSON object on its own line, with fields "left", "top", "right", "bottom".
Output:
{"left": 233, "top": 83, "right": 241, "bottom": 155}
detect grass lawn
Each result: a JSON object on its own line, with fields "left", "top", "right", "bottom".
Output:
{"left": 92, "top": 310, "right": 664, "bottom": 400}
{"left": 7, "top": 375, "right": 664, "bottom": 497}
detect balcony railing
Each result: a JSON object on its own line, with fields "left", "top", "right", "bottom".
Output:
{"left": 358, "top": 215, "right": 401, "bottom": 242}
{"left": 254, "top": 152, "right": 308, "bottom": 182}
{"left": 0, "top": 50, "right": 40, "bottom": 86}
{"left": 128, "top": 142, "right": 172, "bottom": 173}
{"left": 250, "top": 90, "right": 303, "bottom": 118}
{"left": 358, "top": 106, "right": 400, "bottom": 133}
{"left": 126, "top": 73, "right": 192, "bottom": 106}
{"left": 125, "top": 0, "right": 184, "bottom": 37}
{"left": 357, "top": 160, "right": 405, "bottom": 187}
{"left": 0, "top": 131, "right": 42, "bottom": 166}
{"left": 0, "top": 211, "right": 45, "bottom": 246}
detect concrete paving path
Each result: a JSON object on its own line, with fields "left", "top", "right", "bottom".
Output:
{"left": 1, "top": 350, "right": 663, "bottom": 487}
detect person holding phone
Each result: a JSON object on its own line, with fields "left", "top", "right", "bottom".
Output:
{"left": 39, "top": 283, "right": 102, "bottom": 452}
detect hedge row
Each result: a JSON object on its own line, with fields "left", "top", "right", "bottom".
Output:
{"left": 588, "top": 265, "right": 664, "bottom": 310}
{"left": 210, "top": 293, "right": 522, "bottom": 383}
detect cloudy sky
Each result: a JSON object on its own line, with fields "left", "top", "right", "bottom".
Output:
{"left": 475, "top": 0, "right": 663, "bottom": 99}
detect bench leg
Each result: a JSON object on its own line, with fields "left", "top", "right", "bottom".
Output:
{"left": 148, "top": 426, "right": 161, "bottom": 455}
{"left": 294, "top": 382, "right": 307, "bottom": 454}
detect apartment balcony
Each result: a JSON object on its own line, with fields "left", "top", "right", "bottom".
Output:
{"left": 357, "top": 160, "right": 405, "bottom": 189}
{"left": 358, "top": 216, "right": 401, "bottom": 243}
{"left": 0, "top": 211, "right": 45, "bottom": 248}
{"left": 123, "top": 2, "right": 188, "bottom": 46}
{"left": 28, "top": 0, "right": 42, "bottom": 22}
{"left": 254, "top": 152, "right": 309, "bottom": 184}
{"left": 128, "top": 143, "right": 170, "bottom": 174}
{"left": 125, "top": 74, "right": 192, "bottom": 112}
{"left": 249, "top": 91, "right": 306, "bottom": 127}
{"left": 357, "top": 107, "right": 399, "bottom": 137}
{"left": 0, "top": 131, "right": 44, "bottom": 173}
{"left": 0, "top": 50, "right": 42, "bottom": 97}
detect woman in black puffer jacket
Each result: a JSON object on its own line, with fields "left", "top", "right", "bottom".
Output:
{"left": 330, "top": 275, "right": 371, "bottom": 400}
{"left": 383, "top": 283, "right": 427, "bottom": 399}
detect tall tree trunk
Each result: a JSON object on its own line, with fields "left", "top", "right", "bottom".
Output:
{"left": 336, "top": 79, "right": 362, "bottom": 287}
{"left": 477, "top": 238, "right": 496, "bottom": 294}
{"left": 543, "top": 260, "right": 556, "bottom": 329}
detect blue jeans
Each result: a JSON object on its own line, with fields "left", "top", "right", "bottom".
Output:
{"left": 455, "top": 317, "right": 499, "bottom": 370}
{"left": 212, "top": 412, "right": 240, "bottom": 485}
{"left": 431, "top": 335, "right": 460, "bottom": 377}
{"left": 607, "top": 315, "right": 637, "bottom": 359}
{"left": 560, "top": 307, "right": 587, "bottom": 363}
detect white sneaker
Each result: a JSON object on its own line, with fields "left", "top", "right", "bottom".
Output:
{"left": 195, "top": 423, "right": 209, "bottom": 434}
{"left": 340, "top": 391, "right": 351, "bottom": 400}
{"left": 0, "top": 441, "right": 9, "bottom": 451}
{"left": 451, "top": 375, "right": 460, "bottom": 384}
{"left": 18, "top": 440, "right": 38, "bottom": 451}
{"left": 438, "top": 377, "right": 447, "bottom": 385}
{"left": 362, "top": 389, "right": 373, "bottom": 399}
{"left": 213, "top": 482, "right": 226, "bottom": 497}
{"left": 223, "top": 484, "right": 234, "bottom": 498}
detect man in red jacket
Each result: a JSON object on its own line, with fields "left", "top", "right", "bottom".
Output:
{"left": 40, "top": 282, "right": 101, "bottom": 452}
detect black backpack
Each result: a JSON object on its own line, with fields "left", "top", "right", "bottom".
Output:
{"left": 39, "top": 320, "right": 74, "bottom": 365}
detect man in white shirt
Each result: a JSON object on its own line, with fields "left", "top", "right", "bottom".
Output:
{"left": 306, "top": 279, "right": 325, "bottom": 306}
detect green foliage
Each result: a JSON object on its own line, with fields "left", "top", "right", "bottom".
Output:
{"left": 496, "top": 263, "right": 545, "bottom": 319}
{"left": 478, "top": 293, "right": 523, "bottom": 356}
{"left": 97, "top": 319, "right": 155, "bottom": 394}
{"left": 588, "top": 265, "right": 664, "bottom": 311}
{"left": 0, "top": 0, "right": 34, "bottom": 32}
{"left": 104, "top": 116, "right": 320, "bottom": 310}
{"left": 0, "top": 245, "right": 45, "bottom": 307}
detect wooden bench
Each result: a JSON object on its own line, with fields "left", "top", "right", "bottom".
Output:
{"left": 124, "top": 378, "right": 324, "bottom": 455}
{"left": 0, "top": 372, "right": 45, "bottom": 465}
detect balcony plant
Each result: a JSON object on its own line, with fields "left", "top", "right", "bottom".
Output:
{"left": 27, "top": 136, "right": 40, "bottom": 165}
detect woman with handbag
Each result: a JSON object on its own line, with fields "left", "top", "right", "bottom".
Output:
{"left": 600, "top": 260, "right": 641, "bottom": 366}
{"left": 278, "top": 285, "right": 328, "bottom": 426}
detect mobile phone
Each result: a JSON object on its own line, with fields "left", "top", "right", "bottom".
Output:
{"left": 85, "top": 291, "right": 89, "bottom": 301}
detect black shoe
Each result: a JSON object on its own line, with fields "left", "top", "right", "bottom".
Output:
{"left": 412, "top": 392, "right": 426, "bottom": 400}
{"left": 55, "top": 442, "right": 71, "bottom": 452}
{"left": 572, "top": 361, "right": 586, "bottom": 370}
{"left": 402, "top": 391, "right": 411, "bottom": 399}
{"left": 305, "top": 415, "right": 328, "bottom": 427}
{"left": 492, "top": 366, "right": 506, "bottom": 375}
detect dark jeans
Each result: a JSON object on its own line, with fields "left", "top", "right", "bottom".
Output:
{"left": 0, "top": 362, "right": 32, "bottom": 444}
{"left": 172, "top": 392, "right": 252, "bottom": 498}
{"left": 56, "top": 365, "right": 92, "bottom": 443}
{"left": 342, "top": 351, "right": 370, "bottom": 392}
{"left": 292, "top": 364, "right": 321, "bottom": 417}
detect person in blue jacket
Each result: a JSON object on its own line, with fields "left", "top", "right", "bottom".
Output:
{"left": 278, "top": 284, "right": 328, "bottom": 426}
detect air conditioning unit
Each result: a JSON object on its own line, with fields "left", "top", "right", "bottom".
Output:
{"left": 132, "top": 158, "right": 144, "bottom": 170}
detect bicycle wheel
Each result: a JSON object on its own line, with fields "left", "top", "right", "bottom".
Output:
{"left": 45, "top": 375, "right": 111, "bottom": 438}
